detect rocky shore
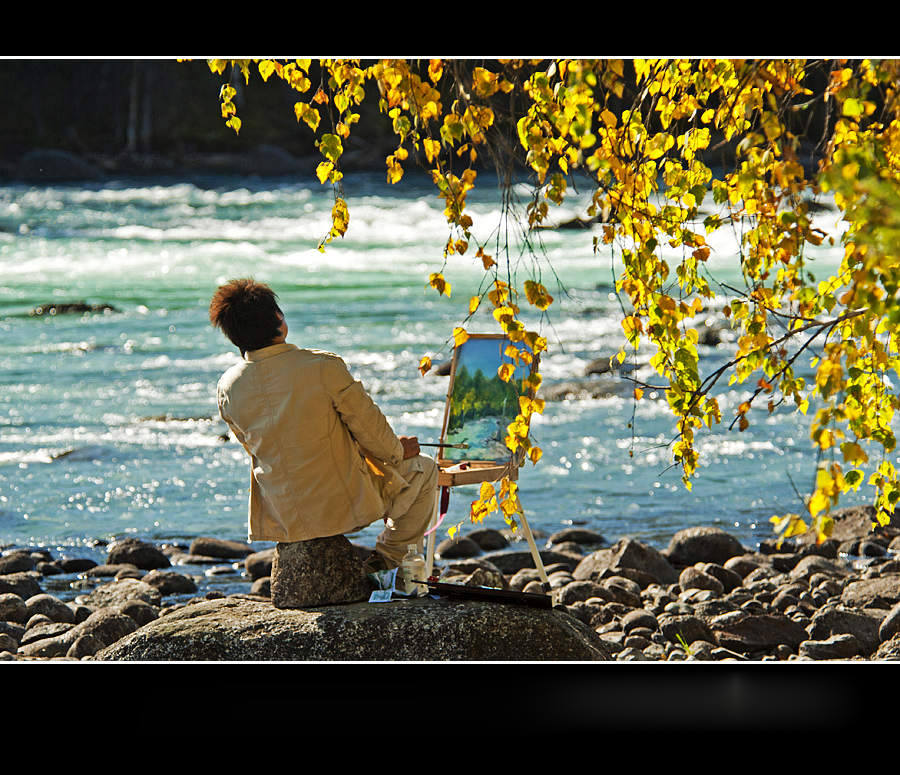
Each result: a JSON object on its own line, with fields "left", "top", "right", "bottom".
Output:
{"left": 2, "top": 504, "right": 899, "bottom": 661}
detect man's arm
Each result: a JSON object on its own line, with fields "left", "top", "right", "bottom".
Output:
{"left": 322, "top": 355, "right": 406, "bottom": 465}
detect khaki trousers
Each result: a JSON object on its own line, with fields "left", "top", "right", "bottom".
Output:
{"left": 366, "top": 454, "right": 439, "bottom": 567}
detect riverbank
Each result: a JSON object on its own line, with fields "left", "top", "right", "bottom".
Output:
{"left": 3, "top": 504, "right": 899, "bottom": 662}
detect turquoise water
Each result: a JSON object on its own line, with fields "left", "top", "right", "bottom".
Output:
{"left": 0, "top": 171, "right": 867, "bottom": 561}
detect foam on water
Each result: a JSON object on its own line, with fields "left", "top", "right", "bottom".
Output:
{"left": 0, "top": 174, "right": 872, "bottom": 554}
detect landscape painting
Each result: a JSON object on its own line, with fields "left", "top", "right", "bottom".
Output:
{"left": 441, "top": 335, "right": 538, "bottom": 463}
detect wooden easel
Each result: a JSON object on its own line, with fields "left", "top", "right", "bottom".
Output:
{"left": 423, "top": 334, "right": 549, "bottom": 587}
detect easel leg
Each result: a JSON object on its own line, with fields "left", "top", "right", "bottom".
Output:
{"left": 518, "top": 508, "right": 549, "bottom": 586}
{"left": 425, "top": 486, "right": 440, "bottom": 579}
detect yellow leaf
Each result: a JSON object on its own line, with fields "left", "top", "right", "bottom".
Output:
{"left": 478, "top": 248, "right": 495, "bottom": 270}
{"left": 428, "top": 272, "right": 451, "bottom": 297}
{"left": 316, "top": 161, "right": 334, "bottom": 184}
{"left": 816, "top": 515, "right": 834, "bottom": 544}
{"left": 424, "top": 137, "right": 441, "bottom": 164}
{"left": 634, "top": 387, "right": 644, "bottom": 401}
{"left": 524, "top": 280, "right": 553, "bottom": 310}
{"left": 258, "top": 60, "right": 276, "bottom": 82}
{"left": 497, "top": 363, "right": 515, "bottom": 382}
{"left": 452, "top": 327, "right": 469, "bottom": 347}
{"left": 468, "top": 295, "right": 481, "bottom": 315}
{"left": 808, "top": 490, "right": 829, "bottom": 519}
{"left": 528, "top": 446, "right": 543, "bottom": 464}
{"left": 418, "top": 356, "right": 432, "bottom": 376}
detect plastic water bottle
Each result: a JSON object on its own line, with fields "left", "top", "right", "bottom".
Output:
{"left": 398, "top": 544, "right": 426, "bottom": 597}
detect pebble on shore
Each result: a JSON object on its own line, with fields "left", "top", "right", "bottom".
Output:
{"left": 2, "top": 511, "right": 900, "bottom": 662}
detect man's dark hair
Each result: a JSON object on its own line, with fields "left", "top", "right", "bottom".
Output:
{"left": 209, "top": 278, "right": 283, "bottom": 353}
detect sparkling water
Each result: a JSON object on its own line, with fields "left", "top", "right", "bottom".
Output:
{"left": 0, "top": 170, "right": 864, "bottom": 562}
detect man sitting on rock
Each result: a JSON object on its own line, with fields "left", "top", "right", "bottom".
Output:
{"left": 209, "top": 277, "right": 438, "bottom": 572}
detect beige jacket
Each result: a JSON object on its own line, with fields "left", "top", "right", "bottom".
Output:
{"left": 216, "top": 343, "right": 408, "bottom": 543}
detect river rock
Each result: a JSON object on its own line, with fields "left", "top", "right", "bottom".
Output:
{"left": 77, "top": 578, "right": 163, "bottom": 608}
{"left": 0, "top": 620, "right": 25, "bottom": 644}
{"left": 679, "top": 566, "right": 724, "bottom": 594}
{"left": 25, "top": 593, "right": 76, "bottom": 624}
{"left": 20, "top": 621, "right": 74, "bottom": 648}
{"left": 106, "top": 538, "right": 170, "bottom": 570}
{"left": 95, "top": 595, "right": 613, "bottom": 660}
{"left": 621, "top": 608, "right": 659, "bottom": 633}
{"left": 270, "top": 536, "right": 370, "bottom": 609}
{"left": 58, "top": 558, "right": 98, "bottom": 573}
{"left": 552, "top": 580, "right": 608, "bottom": 606}
{"left": 67, "top": 634, "right": 104, "bottom": 659}
{"left": 658, "top": 614, "right": 714, "bottom": 645}
{"left": 482, "top": 549, "right": 578, "bottom": 575}
{"left": 189, "top": 536, "right": 254, "bottom": 559}
{"left": 0, "top": 593, "right": 28, "bottom": 623}
{"left": 85, "top": 563, "right": 139, "bottom": 577}
{"left": 789, "top": 554, "right": 852, "bottom": 581}
{"left": 0, "top": 551, "right": 35, "bottom": 574}
{"left": 0, "top": 572, "right": 42, "bottom": 600}
{"left": 803, "top": 503, "right": 899, "bottom": 543}
{"left": 18, "top": 608, "right": 139, "bottom": 658}
{"left": 245, "top": 548, "right": 275, "bottom": 580}
{"left": 548, "top": 527, "right": 607, "bottom": 547}
{"left": 573, "top": 537, "right": 678, "bottom": 585}
{"left": 798, "top": 633, "right": 861, "bottom": 660}
{"left": 141, "top": 569, "right": 198, "bottom": 596}
{"left": 708, "top": 610, "right": 808, "bottom": 652}
{"left": 874, "top": 633, "right": 900, "bottom": 659}
{"left": 664, "top": 526, "right": 746, "bottom": 567}
{"left": 461, "top": 567, "right": 507, "bottom": 589}
{"left": 840, "top": 574, "right": 900, "bottom": 609}
{"left": 601, "top": 577, "right": 643, "bottom": 608}
{"left": 116, "top": 599, "right": 159, "bottom": 627}
{"left": 700, "top": 562, "right": 744, "bottom": 592}
{"left": 879, "top": 602, "right": 900, "bottom": 642}
{"left": 806, "top": 605, "right": 887, "bottom": 656}
{"left": 465, "top": 528, "right": 509, "bottom": 551}
{"left": 436, "top": 536, "right": 482, "bottom": 559}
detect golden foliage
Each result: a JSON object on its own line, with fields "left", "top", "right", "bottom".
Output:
{"left": 200, "top": 57, "right": 900, "bottom": 543}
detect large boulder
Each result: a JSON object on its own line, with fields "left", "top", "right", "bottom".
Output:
{"left": 270, "top": 536, "right": 370, "bottom": 608}
{"left": 663, "top": 526, "right": 746, "bottom": 567}
{"left": 95, "top": 595, "right": 612, "bottom": 661}
{"left": 798, "top": 504, "right": 899, "bottom": 543}
{"left": 573, "top": 537, "right": 678, "bottom": 585}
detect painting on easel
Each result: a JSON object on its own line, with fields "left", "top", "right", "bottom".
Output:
{"left": 439, "top": 334, "right": 540, "bottom": 467}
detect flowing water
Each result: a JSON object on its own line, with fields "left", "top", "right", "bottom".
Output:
{"left": 0, "top": 170, "right": 868, "bottom": 579}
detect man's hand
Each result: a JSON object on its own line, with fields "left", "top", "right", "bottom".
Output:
{"left": 399, "top": 436, "right": 420, "bottom": 459}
